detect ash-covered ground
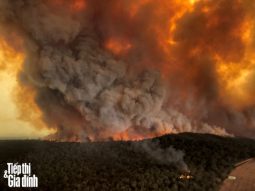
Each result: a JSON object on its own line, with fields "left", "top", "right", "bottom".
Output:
{"left": 0, "top": 133, "right": 255, "bottom": 191}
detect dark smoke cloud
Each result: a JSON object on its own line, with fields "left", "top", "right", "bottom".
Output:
{"left": 1, "top": 0, "right": 255, "bottom": 140}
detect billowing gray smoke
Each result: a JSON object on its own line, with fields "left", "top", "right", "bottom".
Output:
{"left": 136, "top": 140, "right": 189, "bottom": 171}
{"left": 0, "top": 0, "right": 229, "bottom": 141}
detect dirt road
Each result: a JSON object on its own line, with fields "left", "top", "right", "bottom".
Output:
{"left": 220, "top": 159, "right": 255, "bottom": 191}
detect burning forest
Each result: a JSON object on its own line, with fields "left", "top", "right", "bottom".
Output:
{"left": 0, "top": 0, "right": 255, "bottom": 141}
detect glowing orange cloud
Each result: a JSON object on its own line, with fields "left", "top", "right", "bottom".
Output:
{"left": 105, "top": 38, "right": 132, "bottom": 56}
{"left": 0, "top": 37, "right": 52, "bottom": 138}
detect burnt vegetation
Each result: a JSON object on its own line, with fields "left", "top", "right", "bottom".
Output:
{"left": 0, "top": 133, "right": 255, "bottom": 191}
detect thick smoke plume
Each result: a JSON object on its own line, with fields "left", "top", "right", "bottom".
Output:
{"left": 137, "top": 140, "right": 189, "bottom": 171}
{"left": 0, "top": 0, "right": 255, "bottom": 140}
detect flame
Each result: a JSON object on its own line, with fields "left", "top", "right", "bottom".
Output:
{"left": 189, "top": 0, "right": 199, "bottom": 5}
{"left": 105, "top": 38, "right": 132, "bottom": 56}
{"left": 0, "top": 37, "right": 51, "bottom": 138}
{"left": 111, "top": 128, "right": 173, "bottom": 141}
{"left": 167, "top": 0, "right": 202, "bottom": 47}
{"left": 179, "top": 170, "right": 192, "bottom": 180}
{"left": 100, "top": 0, "right": 255, "bottom": 140}
{"left": 127, "top": 0, "right": 204, "bottom": 76}
{"left": 71, "top": 0, "right": 86, "bottom": 11}
{"left": 137, "top": 0, "right": 255, "bottom": 110}
{"left": 1, "top": 0, "right": 255, "bottom": 140}
{"left": 216, "top": 17, "right": 255, "bottom": 109}
{"left": 0, "top": 39, "right": 23, "bottom": 72}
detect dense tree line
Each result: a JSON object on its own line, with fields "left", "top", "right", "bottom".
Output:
{"left": 0, "top": 133, "right": 255, "bottom": 191}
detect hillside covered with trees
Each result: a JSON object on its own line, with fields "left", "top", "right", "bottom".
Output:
{"left": 0, "top": 133, "right": 255, "bottom": 191}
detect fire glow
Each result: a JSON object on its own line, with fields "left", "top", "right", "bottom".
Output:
{"left": 0, "top": 37, "right": 51, "bottom": 137}
{"left": 0, "top": 0, "right": 255, "bottom": 141}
